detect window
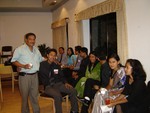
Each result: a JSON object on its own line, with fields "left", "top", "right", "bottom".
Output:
{"left": 90, "top": 12, "right": 117, "bottom": 56}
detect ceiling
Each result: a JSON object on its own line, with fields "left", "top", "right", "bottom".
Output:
{"left": 0, "top": 0, "right": 69, "bottom": 12}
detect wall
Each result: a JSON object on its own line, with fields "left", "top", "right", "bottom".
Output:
{"left": 53, "top": 0, "right": 150, "bottom": 82}
{"left": 0, "top": 12, "right": 52, "bottom": 50}
{"left": 125, "top": 0, "right": 150, "bottom": 82}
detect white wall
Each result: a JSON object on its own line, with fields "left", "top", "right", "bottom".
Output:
{"left": 0, "top": 12, "right": 52, "bottom": 50}
{"left": 53, "top": 0, "right": 150, "bottom": 82}
{"left": 125, "top": 0, "right": 150, "bottom": 82}
{"left": 82, "top": 20, "right": 90, "bottom": 52}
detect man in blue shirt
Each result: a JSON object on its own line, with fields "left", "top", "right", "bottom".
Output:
{"left": 11, "top": 33, "right": 43, "bottom": 113}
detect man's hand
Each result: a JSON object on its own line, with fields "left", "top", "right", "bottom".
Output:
{"left": 69, "top": 65, "right": 74, "bottom": 70}
{"left": 65, "top": 83, "right": 73, "bottom": 89}
{"left": 93, "top": 85, "right": 100, "bottom": 90}
{"left": 74, "top": 74, "right": 79, "bottom": 80}
{"left": 23, "top": 64, "right": 32, "bottom": 69}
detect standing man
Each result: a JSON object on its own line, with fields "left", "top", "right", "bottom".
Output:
{"left": 11, "top": 33, "right": 43, "bottom": 113}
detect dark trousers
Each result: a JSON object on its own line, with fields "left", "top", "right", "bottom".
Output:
{"left": 45, "top": 82, "right": 78, "bottom": 113}
{"left": 62, "top": 68, "right": 72, "bottom": 82}
{"left": 62, "top": 68, "right": 80, "bottom": 87}
{"left": 69, "top": 77, "right": 81, "bottom": 87}
{"left": 81, "top": 78, "right": 100, "bottom": 113}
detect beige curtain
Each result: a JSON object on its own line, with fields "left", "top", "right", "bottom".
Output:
{"left": 52, "top": 18, "right": 68, "bottom": 51}
{"left": 76, "top": 21, "right": 83, "bottom": 45}
{"left": 75, "top": 0, "right": 128, "bottom": 64}
{"left": 116, "top": 0, "right": 128, "bottom": 65}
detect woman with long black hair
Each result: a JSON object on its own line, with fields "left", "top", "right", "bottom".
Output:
{"left": 75, "top": 51, "right": 101, "bottom": 98}
{"left": 92, "top": 53, "right": 126, "bottom": 113}
{"left": 108, "top": 59, "right": 148, "bottom": 113}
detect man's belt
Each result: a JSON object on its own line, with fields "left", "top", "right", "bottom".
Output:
{"left": 19, "top": 72, "right": 37, "bottom": 76}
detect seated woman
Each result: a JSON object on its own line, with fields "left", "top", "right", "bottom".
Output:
{"left": 75, "top": 51, "right": 101, "bottom": 98}
{"left": 62, "top": 47, "right": 77, "bottom": 81}
{"left": 66, "top": 47, "right": 77, "bottom": 67}
{"left": 106, "top": 53, "right": 126, "bottom": 93}
{"left": 108, "top": 59, "right": 148, "bottom": 113}
{"left": 81, "top": 53, "right": 126, "bottom": 113}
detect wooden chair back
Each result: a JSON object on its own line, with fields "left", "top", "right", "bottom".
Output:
{"left": 0, "top": 65, "right": 15, "bottom": 92}
{"left": 0, "top": 75, "right": 3, "bottom": 102}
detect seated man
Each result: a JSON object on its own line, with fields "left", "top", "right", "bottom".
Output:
{"left": 56, "top": 47, "right": 68, "bottom": 66}
{"left": 69, "top": 47, "right": 89, "bottom": 87}
{"left": 38, "top": 48, "right": 78, "bottom": 113}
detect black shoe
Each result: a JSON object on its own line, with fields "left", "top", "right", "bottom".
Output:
{"left": 76, "top": 97, "right": 90, "bottom": 106}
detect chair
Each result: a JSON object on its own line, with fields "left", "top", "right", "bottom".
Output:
{"left": 0, "top": 75, "right": 3, "bottom": 102}
{"left": 0, "top": 46, "right": 12, "bottom": 63}
{"left": 0, "top": 65, "right": 16, "bottom": 93}
{"left": 0, "top": 64, "right": 4, "bottom": 67}
{"left": 0, "top": 64, "right": 4, "bottom": 102}
{"left": 39, "top": 91, "right": 69, "bottom": 113}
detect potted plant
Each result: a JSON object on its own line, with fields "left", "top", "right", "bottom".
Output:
{"left": 38, "top": 43, "right": 50, "bottom": 58}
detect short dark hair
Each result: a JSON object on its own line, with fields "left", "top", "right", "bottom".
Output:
{"left": 59, "top": 47, "right": 64, "bottom": 51}
{"left": 97, "top": 54, "right": 106, "bottom": 60}
{"left": 25, "top": 33, "right": 36, "bottom": 39}
{"left": 80, "top": 47, "right": 88, "bottom": 55}
{"left": 47, "top": 48, "right": 57, "bottom": 55}
{"left": 75, "top": 46, "right": 82, "bottom": 53}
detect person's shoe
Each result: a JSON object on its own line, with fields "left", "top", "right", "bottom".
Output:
{"left": 76, "top": 97, "right": 90, "bottom": 106}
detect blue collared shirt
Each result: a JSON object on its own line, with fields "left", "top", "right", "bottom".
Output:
{"left": 11, "top": 44, "right": 43, "bottom": 73}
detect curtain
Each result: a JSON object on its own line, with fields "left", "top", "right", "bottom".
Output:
{"left": 116, "top": 0, "right": 128, "bottom": 65}
{"left": 52, "top": 18, "right": 68, "bottom": 51}
{"left": 76, "top": 21, "right": 83, "bottom": 46}
{"left": 75, "top": 0, "right": 128, "bottom": 64}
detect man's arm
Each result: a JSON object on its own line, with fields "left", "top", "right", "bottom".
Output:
{"left": 108, "top": 94, "right": 127, "bottom": 107}
{"left": 12, "top": 61, "right": 31, "bottom": 69}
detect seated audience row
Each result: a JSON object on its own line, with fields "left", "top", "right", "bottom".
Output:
{"left": 80, "top": 53, "right": 126, "bottom": 113}
{"left": 13, "top": 40, "right": 149, "bottom": 113}
{"left": 39, "top": 46, "right": 149, "bottom": 113}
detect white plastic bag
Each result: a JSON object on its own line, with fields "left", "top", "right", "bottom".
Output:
{"left": 92, "top": 88, "right": 113, "bottom": 113}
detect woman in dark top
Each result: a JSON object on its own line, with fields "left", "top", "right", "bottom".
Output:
{"left": 109, "top": 59, "right": 148, "bottom": 113}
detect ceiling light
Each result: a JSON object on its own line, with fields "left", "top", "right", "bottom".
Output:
{"left": 49, "top": 1, "right": 57, "bottom": 6}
